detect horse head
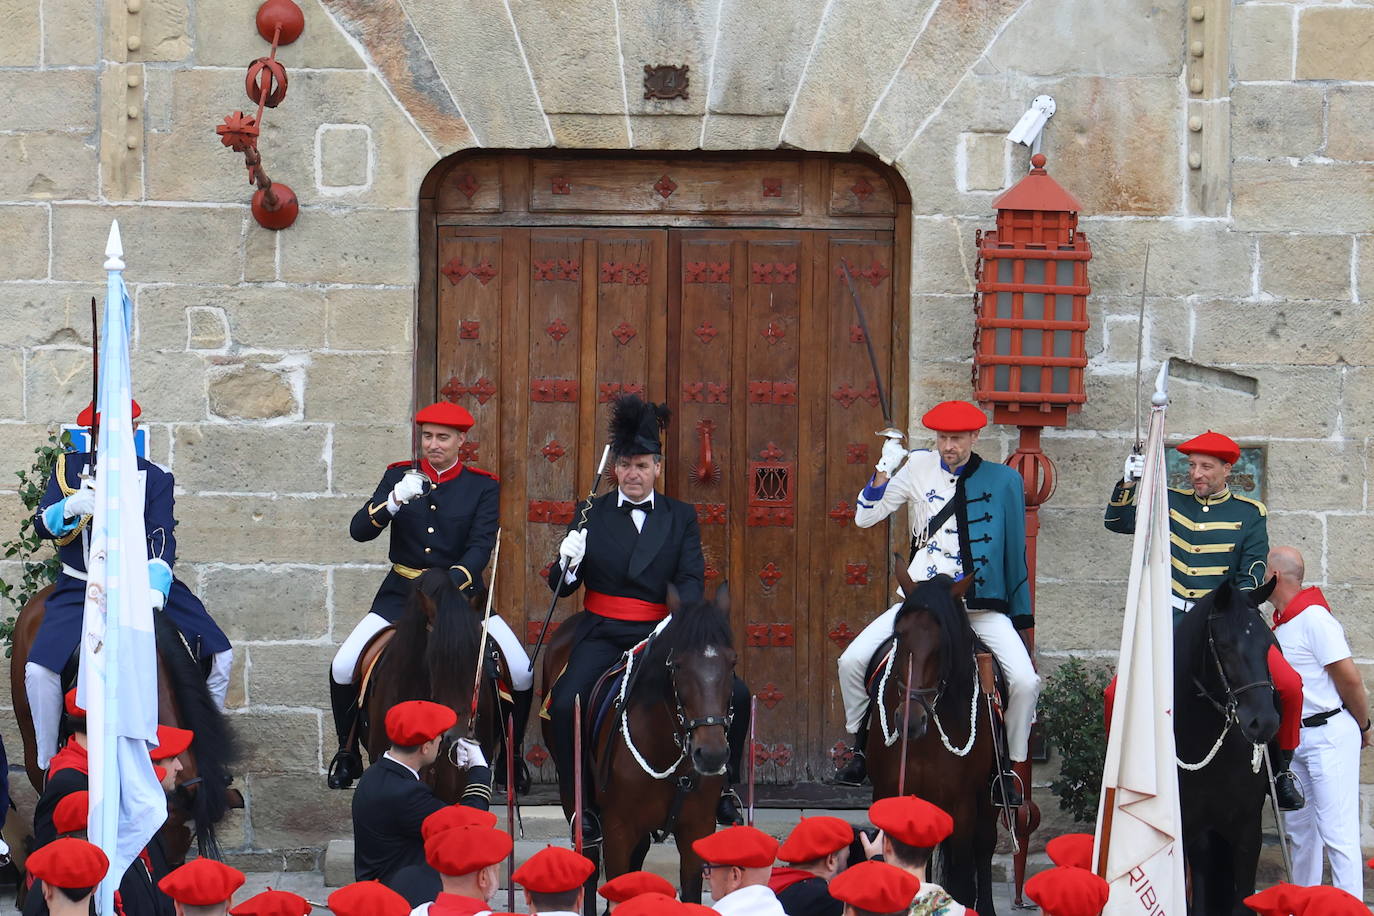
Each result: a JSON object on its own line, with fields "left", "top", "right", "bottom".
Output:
{"left": 660, "top": 583, "right": 738, "bottom": 778}
{"left": 891, "top": 572, "right": 975, "bottom": 741}
{"left": 1192, "top": 578, "right": 1280, "bottom": 745}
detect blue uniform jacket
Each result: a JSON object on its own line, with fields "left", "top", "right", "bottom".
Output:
{"left": 30, "top": 451, "right": 229, "bottom": 671}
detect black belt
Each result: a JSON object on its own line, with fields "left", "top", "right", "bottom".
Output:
{"left": 1301, "top": 708, "right": 1343, "bottom": 728}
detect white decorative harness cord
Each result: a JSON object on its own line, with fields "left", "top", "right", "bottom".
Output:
{"left": 617, "top": 636, "right": 686, "bottom": 780}
{"left": 876, "top": 649, "right": 979, "bottom": 757}
{"left": 1176, "top": 614, "right": 1267, "bottom": 774}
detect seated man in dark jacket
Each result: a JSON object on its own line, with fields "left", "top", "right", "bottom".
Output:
{"left": 769, "top": 816, "right": 851, "bottom": 916}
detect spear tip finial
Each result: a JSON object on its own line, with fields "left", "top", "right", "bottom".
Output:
{"left": 103, "top": 220, "right": 125, "bottom": 270}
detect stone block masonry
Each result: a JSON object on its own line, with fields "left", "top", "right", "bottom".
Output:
{"left": 0, "top": 0, "right": 1370, "bottom": 890}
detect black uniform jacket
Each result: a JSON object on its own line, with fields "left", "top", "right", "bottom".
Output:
{"left": 351, "top": 756, "right": 447, "bottom": 884}
{"left": 776, "top": 876, "right": 842, "bottom": 916}
{"left": 350, "top": 461, "right": 498, "bottom": 621}
{"left": 546, "top": 491, "right": 705, "bottom": 606}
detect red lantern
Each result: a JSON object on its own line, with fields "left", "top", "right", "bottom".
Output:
{"left": 973, "top": 153, "right": 1091, "bottom": 428}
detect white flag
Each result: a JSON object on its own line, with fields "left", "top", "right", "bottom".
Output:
{"left": 1094, "top": 363, "right": 1187, "bottom": 915}
{"left": 79, "top": 220, "right": 166, "bottom": 915}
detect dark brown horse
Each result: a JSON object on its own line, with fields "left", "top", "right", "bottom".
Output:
{"left": 542, "top": 583, "right": 738, "bottom": 908}
{"left": 10, "top": 586, "right": 239, "bottom": 868}
{"left": 864, "top": 572, "right": 1000, "bottom": 915}
{"left": 361, "top": 570, "right": 502, "bottom": 802}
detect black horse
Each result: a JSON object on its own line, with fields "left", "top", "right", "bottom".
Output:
{"left": 1174, "top": 577, "right": 1280, "bottom": 916}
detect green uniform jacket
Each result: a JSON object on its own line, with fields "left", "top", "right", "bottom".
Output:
{"left": 1104, "top": 480, "right": 1269, "bottom": 601}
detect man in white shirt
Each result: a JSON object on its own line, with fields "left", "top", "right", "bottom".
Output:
{"left": 692, "top": 825, "right": 786, "bottom": 915}
{"left": 1268, "top": 546, "right": 1371, "bottom": 897}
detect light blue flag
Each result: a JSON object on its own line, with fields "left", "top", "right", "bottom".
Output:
{"left": 77, "top": 220, "right": 166, "bottom": 916}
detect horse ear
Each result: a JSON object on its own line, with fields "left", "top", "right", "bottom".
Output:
{"left": 950, "top": 574, "right": 973, "bottom": 600}
{"left": 666, "top": 584, "right": 681, "bottom": 614}
{"left": 713, "top": 580, "right": 731, "bottom": 613}
{"left": 1251, "top": 574, "right": 1278, "bottom": 606}
{"left": 1212, "top": 578, "right": 1233, "bottom": 609}
{"left": 893, "top": 554, "right": 916, "bottom": 595}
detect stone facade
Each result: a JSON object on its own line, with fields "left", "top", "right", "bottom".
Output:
{"left": 1, "top": 0, "right": 1372, "bottom": 880}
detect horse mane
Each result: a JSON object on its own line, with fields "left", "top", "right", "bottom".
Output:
{"left": 154, "top": 612, "right": 237, "bottom": 858}
{"left": 388, "top": 570, "right": 481, "bottom": 707}
{"left": 631, "top": 599, "right": 734, "bottom": 707}
{"left": 893, "top": 575, "right": 978, "bottom": 702}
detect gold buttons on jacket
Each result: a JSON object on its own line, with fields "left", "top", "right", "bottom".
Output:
{"left": 430, "top": 504, "right": 437, "bottom": 511}
{"left": 428, "top": 527, "right": 435, "bottom": 534}
{"left": 424, "top": 547, "right": 432, "bottom": 553}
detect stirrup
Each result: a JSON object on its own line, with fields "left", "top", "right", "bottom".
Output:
{"left": 834, "top": 750, "right": 868, "bottom": 787}
{"left": 1274, "top": 770, "right": 1305, "bottom": 811}
{"left": 992, "top": 770, "right": 1023, "bottom": 809}
{"left": 575, "top": 809, "right": 603, "bottom": 850}
{"left": 327, "top": 747, "right": 363, "bottom": 790}
{"left": 716, "top": 788, "right": 744, "bottom": 826}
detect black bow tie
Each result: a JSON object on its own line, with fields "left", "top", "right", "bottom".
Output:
{"left": 620, "top": 500, "right": 654, "bottom": 515}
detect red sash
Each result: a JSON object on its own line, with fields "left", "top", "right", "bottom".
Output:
{"left": 585, "top": 590, "right": 669, "bottom": 623}
{"left": 49, "top": 737, "right": 89, "bottom": 776}
{"left": 768, "top": 867, "right": 818, "bottom": 895}
{"left": 1273, "top": 586, "right": 1331, "bottom": 629}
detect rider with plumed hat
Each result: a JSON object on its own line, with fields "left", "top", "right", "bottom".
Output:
{"left": 329, "top": 402, "right": 534, "bottom": 792}
{"left": 544, "top": 394, "right": 751, "bottom": 846}
{"left": 835, "top": 400, "right": 1037, "bottom": 806}
{"left": 1105, "top": 429, "right": 1306, "bottom": 810}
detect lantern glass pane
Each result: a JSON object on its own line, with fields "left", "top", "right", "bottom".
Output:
{"left": 1051, "top": 367, "right": 1070, "bottom": 393}
{"left": 995, "top": 365, "right": 1010, "bottom": 390}
{"left": 1022, "top": 327, "right": 1042, "bottom": 393}
{"left": 1056, "top": 259, "right": 1076, "bottom": 287}
{"left": 1023, "top": 259, "right": 1046, "bottom": 321}
{"left": 995, "top": 327, "right": 1012, "bottom": 357}
{"left": 997, "top": 258, "right": 1013, "bottom": 283}
{"left": 996, "top": 291, "right": 1013, "bottom": 323}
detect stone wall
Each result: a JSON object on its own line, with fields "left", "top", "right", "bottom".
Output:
{"left": 1, "top": 0, "right": 1372, "bottom": 872}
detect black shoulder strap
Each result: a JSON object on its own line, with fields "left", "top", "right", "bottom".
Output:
{"left": 907, "top": 454, "right": 983, "bottom": 564}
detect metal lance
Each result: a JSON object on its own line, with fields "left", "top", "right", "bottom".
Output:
{"left": 86, "top": 296, "right": 100, "bottom": 475}
{"left": 838, "top": 258, "right": 902, "bottom": 440}
{"left": 746, "top": 694, "right": 757, "bottom": 827}
{"left": 506, "top": 712, "right": 517, "bottom": 913}
{"left": 529, "top": 445, "right": 612, "bottom": 673}
{"left": 1132, "top": 244, "right": 1152, "bottom": 454}
{"left": 404, "top": 321, "right": 429, "bottom": 499}
{"left": 467, "top": 530, "right": 502, "bottom": 739}
{"left": 573, "top": 695, "right": 584, "bottom": 855}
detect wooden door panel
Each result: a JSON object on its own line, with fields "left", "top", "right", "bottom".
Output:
{"left": 436, "top": 231, "right": 505, "bottom": 476}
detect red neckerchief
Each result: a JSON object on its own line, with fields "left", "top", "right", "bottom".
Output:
{"left": 429, "top": 892, "right": 491, "bottom": 915}
{"left": 420, "top": 458, "right": 464, "bottom": 486}
{"left": 768, "top": 866, "right": 819, "bottom": 894}
{"left": 49, "top": 736, "right": 89, "bottom": 776}
{"left": 1273, "top": 585, "right": 1331, "bottom": 629}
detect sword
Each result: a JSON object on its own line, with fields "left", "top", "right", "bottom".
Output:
{"left": 1263, "top": 745, "right": 1295, "bottom": 881}
{"left": 838, "top": 259, "right": 902, "bottom": 442}
{"left": 574, "top": 695, "right": 584, "bottom": 855}
{"left": 468, "top": 529, "right": 501, "bottom": 739}
{"left": 506, "top": 712, "right": 517, "bottom": 913}
{"left": 529, "top": 444, "right": 612, "bottom": 673}
{"left": 746, "top": 694, "right": 757, "bottom": 826}
{"left": 1132, "top": 244, "right": 1151, "bottom": 454}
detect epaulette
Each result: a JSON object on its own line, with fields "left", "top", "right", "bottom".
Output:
{"left": 387, "top": 459, "right": 416, "bottom": 470}
{"left": 465, "top": 466, "right": 500, "bottom": 482}
{"left": 1231, "top": 492, "right": 1268, "bottom": 517}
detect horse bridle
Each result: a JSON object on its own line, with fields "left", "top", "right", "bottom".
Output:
{"left": 664, "top": 657, "right": 733, "bottom": 753}
{"left": 1195, "top": 612, "right": 1273, "bottom": 720}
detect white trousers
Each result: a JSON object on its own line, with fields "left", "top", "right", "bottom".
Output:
{"left": 25, "top": 663, "right": 62, "bottom": 770}
{"left": 332, "top": 612, "right": 533, "bottom": 691}
{"left": 207, "top": 649, "right": 233, "bottom": 711}
{"left": 837, "top": 603, "right": 1040, "bottom": 762}
{"left": 1283, "top": 712, "right": 1363, "bottom": 897}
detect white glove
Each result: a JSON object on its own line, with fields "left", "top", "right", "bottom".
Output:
{"left": 387, "top": 472, "right": 426, "bottom": 512}
{"left": 64, "top": 479, "right": 96, "bottom": 519}
{"left": 875, "top": 437, "right": 908, "bottom": 476}
{"left": 454, "top": 737, "right": 487, "bottom": 769}
{"left": 150, "top": 588, "right": 167, "bottom": 611}
{"left": 558, "top": 529, "right": 588, "bottom": 569}
{"left": 1123, "top": 452, "right": 1145, "bottom": 483}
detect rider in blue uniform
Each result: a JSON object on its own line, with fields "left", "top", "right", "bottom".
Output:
{"left": 25, "top": 400, "right": 233, "bottom": 771}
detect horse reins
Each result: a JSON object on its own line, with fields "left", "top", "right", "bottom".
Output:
{"left": 1177, "top": 613, "right": 1271, "bottom": 773}
{"left": 876, "top": 647, "right": 979, "bottom": 757}
{"left": 618, "top": 641, "right": 732, "bottom": 781}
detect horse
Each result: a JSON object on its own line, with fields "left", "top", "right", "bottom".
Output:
{"left": 541, "top": 582, "right": 738, "bottom": 909}
{"left": 360, "top": 569, "right": 503, "bottom": 803}
{"left": 863, "top": 571, "right": 1001, "bottom": 915}
{"left": 9, "top": 585, "right": 239, "bottom": 870}
{"left": 1174, "top": 577, "right": 1281, "bottom": 916}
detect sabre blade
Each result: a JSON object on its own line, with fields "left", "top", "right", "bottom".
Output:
{"left": 839, "top": 258, "right": 894, "bottom": 429}
{"left": 1132, "top": 244, "right": 1151, "bottom": 452}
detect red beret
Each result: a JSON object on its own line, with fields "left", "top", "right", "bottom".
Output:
{"left": 921, "top": 400, "right": 987, "bottom": 433}
{"left": 27, "top": 837, "right": 109, "bottom": 890}
{"left": 326, "top": 881, "right": 410, "bottom": 916}
{"left": 1176, "top": 430, "right": 1240, "bottom": 465}
{"left": 421, "top": 804, "right": 497, "bottom": 841}
{"left": 613, "top": 892, "right": 691, "bottom": 915}
{"left": 415, "top": 401, "right": 475, "bottom": 431}
{"left": 158, "top": 857, "right": 247, "bottom": 906}
{"left": 691, "top": 825, "right": 779, "bottom": 868}
{"left": 777, "top": 816, "right": 853, "bottom": 863}
{"left": 1243, "top": 883, "right": 1303, "bottom": 916}
{"left": 77, "top": 399, "right": 141, "bottom": 427}
{"left": 150, "top": 725, "right": 194, "bottom": 761}
{"left": 680, "top": 905, "right": 715, "bottom": 915}
{"left": 512, "top": 845, "right": 595, "bottom": 894}
{"left": 65, "top": 688, "right": 85, "bottom": 719}
{"left": 425, "top": 825, "right": 512, "bottom": 876}
{"left": 598, "top": 870, "right": 676, "bottom": 902}
{"left": 1290, "top": 885, "right": 1371, "bottom": 915}
{"left": 154, "top": 764, "right": 168, "bottom": 783}
{"left": 828, "top": 861, "right": 919, "bottom": 912}
{"left": 1046, "top": 833, "right": 1094, "bottom": 870}
{"left": 228, "top": 889, "right": 312, "bottom": 916}
{"left": 53, "top": 790, "right": 89, "bottom": 835}
{"left": 385, "top": 700, "right": 457, "bottom": 746}
{"left": 1024, "top": 866, "right": 1110, "bottom": 916}
{"left": 869, "top": 795, "right": 954, "bottom": 848}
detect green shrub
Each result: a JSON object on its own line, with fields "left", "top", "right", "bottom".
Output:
{"left": 1040, "top": 657, "right": 1114, "bottom": 823}
{"left": 0, "top": 430, "right": 72, "bottom": 652}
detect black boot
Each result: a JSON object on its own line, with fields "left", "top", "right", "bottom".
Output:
{"left": 834, "top": 719, "right": 869, "bottom": 786}
{"left": 495, "top": 687, "right": 534, "bottom": 796}
{"left": 1272, "top": 746, "right": 1305, "bottom": 811}
{"left": 574, "top": 808, "right": 603, "bottom": 850}
{"left": 716, "top": 788, "right": 744, "bottom": 826}
{"left": 327, "top": 677, "right": 363, "bottom": 790}
{"left": 992, "top": 770, "right": 1024, "bottom": 809}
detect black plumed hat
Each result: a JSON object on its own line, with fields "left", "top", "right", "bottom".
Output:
{"left": 608, "top": 394, "right": 670, "bottom": 457}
